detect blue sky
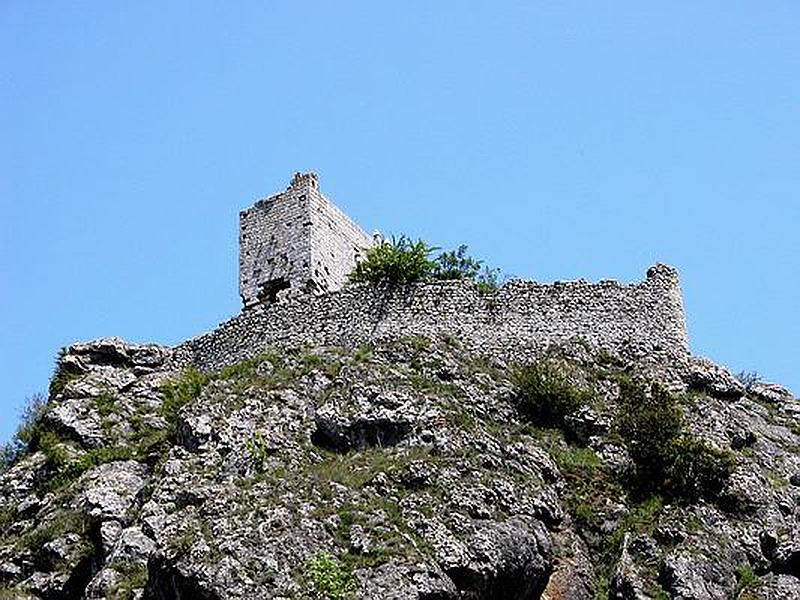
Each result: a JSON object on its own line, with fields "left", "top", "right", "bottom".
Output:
{"left": 1, "top": 2, "right": 798, "bottom": 442}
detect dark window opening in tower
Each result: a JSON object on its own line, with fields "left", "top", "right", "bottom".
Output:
{"left": 257, "top": 278, "right": 290, "bottom": 303}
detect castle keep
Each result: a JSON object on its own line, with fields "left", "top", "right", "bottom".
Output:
{"left": 171, "top": 172, "right": 690, "bottom": 372}
{"left": 239, "top": 172, "right": 373, "bottom": 307}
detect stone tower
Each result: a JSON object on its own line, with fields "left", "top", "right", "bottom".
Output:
{"left": 239, "top": 172, "right": 373, "bottom": 307}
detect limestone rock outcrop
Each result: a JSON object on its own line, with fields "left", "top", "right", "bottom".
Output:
{"left": 0, "top": 336, "right": 798, "bottom": 599}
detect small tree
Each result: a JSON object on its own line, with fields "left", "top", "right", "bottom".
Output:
{"left": 513, "top": 360, "right": 594, "bottom": 427}
{"left": 616, "top": 379, "right": 735, "bottom": 500}
{"left": 665, "top": 436, "right": 735, "bottom": 501}
{"left": 349, "top": 236, "right": 437, "bottom": 284}
{"left": 433, "top": 244, "right": 482, "bottom": 280}
{"left": 616, "top": 382, "right": 683, "bottom": 480}
{"left": 735, "top": 370, "right": 761, "bottom": 390}
{"left": 1, "top": 393, "right": 48, "bottom": 471}
{"left": 303, "top": 552, "right": 357, "bottom": 600}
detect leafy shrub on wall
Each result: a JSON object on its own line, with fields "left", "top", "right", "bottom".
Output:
{"left": 349, "top": 236, "right": 500, "bottom": 288}
{"left": 349, "top": 236, "right": 437, "bottom": 284}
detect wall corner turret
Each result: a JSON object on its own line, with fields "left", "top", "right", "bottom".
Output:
{"left": 646, "top": 263, "right": 689, "bottom": 353}
{"left": 647, "top": 263, "right": 680, "bottom": 283}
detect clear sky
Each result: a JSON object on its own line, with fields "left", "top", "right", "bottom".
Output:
{"left": 1, "top": 2, "right": 798, "bottom": 442}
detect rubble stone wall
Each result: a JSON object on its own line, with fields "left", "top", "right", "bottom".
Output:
{"left": 171, "top": 263, "right": 689, "bottom": 372}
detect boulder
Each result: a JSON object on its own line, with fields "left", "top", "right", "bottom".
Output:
{"left": 439, "top": 517, "right": 552, "bottom": 600}
{"left": 73, "top": 461, "right": 149, "bottom": 522}
{"left": 564, "top": 406, "right": 611, "bottom": 444}
{"left": 355, "top": 561, "right": 458, "bottom": 600}
{"left": 686, "top": 357, "right": 745, "bottom": 400}
{"left": 660, "top": 552, "right": 733, "bottom": 600}
{"left": 312, "top": 387, "right": 426, "bottom": 451}
{"left": 750, "top": 382, "right": 795, "bottom": 405}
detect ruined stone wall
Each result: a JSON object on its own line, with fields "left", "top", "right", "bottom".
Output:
{"left": 172, "top": 264, "right": 689, "bottom": 373}
{"left": 239, "top": 176, "right": 312, "bottom": 307}
{"left": 308, "top": 184, "right": 373, "bottom": 294}
{"left": 238, "top": 173, "right": 372, "bottom": 306}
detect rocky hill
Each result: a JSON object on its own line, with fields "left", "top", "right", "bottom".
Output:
{"left": 0, "top": 335, "right": 798, "bottom": 600}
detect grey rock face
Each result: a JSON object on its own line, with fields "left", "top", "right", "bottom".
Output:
{"left": 540, "top": 528, "right": 595, "bottom": 600}
{"left": 750, "top": 382, "right": 796, "bottom": 405}
{"left": 72, "top": 460, "right": 148, "bottom": 521}
{"left": 761, "top": 530, "right": 800, "bottom": 577}
{"left": 609, "top": 533, "right": 657, "bottom": 600}
{"left": 660, "top": 552, "right": 735, "bottom": 600}
{"left": 564, "top": 406, "right": 611, "bottom": 445}
{"left": 1, "top": 336, "right": 798, "bottom": 600}
{"left": 313, "top": 387, "right": 424, "bottom": 452}
{"left": 68, "top": 337, "right": 170, "bottom": 373}
{"left": 756, "top": 573, "right": 800, "bottom": 599}
{"left": 355, "top": 561, "right": 458, "bottom": 600}
{"left": 686, "top": 357, "right": 745, "bottom": 400}
{"left": 43, "top": 397, "right": 109, "bottom": 450}
{"left": 441, "top": 517, "right": 552, "bottom": 599}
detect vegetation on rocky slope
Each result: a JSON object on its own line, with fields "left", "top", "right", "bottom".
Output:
{"left": 0, "top": 336, "right": 798, "bottom": 599}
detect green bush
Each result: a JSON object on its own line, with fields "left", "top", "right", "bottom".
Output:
{"left": 513, "top": 360, "right": 594, "bottom": 427}
{"left": 37, "top": 430, "right": 71, "bottom": 470}
{"left": 616, "top": 380, "right": 734, "bottom": 500}
{"left": 1, "top": 393, "right": 48, "bottom": 471}
{"left": 245, "top": 431, "right": 273, "bottom": 474}
{"left": 475, "top": 266, "right": 501, "bottom": 294}
{"left": 432, "top": 244, "right": 482, "bottom": 280}
{"left": 616, "top": 381, "right": 683, "bottom": 480}
{"left": 16, "top": 509, "right": 91, "bottom": 553}
{"left": 35, "top": 429, "right": 139, "bottom": 492}
{"left": 349, "top": 236, "right": 437, "bottom": 284}
{"left": 433, "top": 245, "right": 501, "bottom": 292}
{"left": 303, "top": 552, "right": 357, "bottom": 599}
{"left": 350, "top": 237, "right": 501, "bottom": 289}
{"left": 734, "top": 564, "right": 761, "bottom": 598}
{"left": 107, "top": 560, "right": 149, "bottom": 600}
{"left": 49, "top": 347, "right": 80, "bottom": 397}
{"left": 160, "top": 368, "right": 209, "bottom": 435}
{"left": 664, "top": 436, "right": 735, "bottom": 501}
{"left": 0, "top": 587, "right": 32, "bottom": 599}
